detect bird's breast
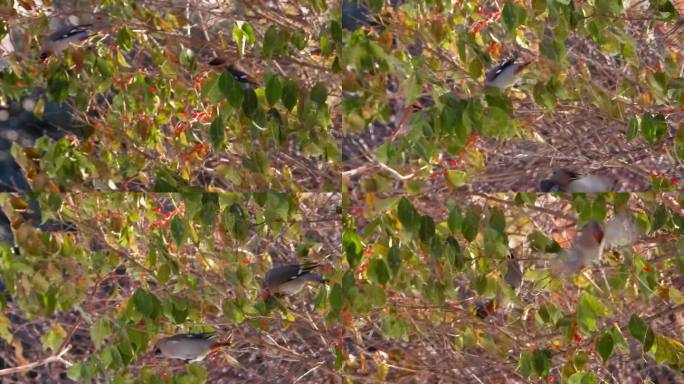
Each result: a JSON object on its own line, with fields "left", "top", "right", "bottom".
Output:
{"left": 273, "top": 279, "right": 307, "bottom": 295}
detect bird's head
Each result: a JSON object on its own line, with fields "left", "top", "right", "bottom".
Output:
{"left": 585, "top": 221, "right": 605, "bottom": 245}
{"left": 552, "top": 169, "right": 579, "bottom": 183}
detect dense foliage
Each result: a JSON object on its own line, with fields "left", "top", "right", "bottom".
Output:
{"left": 1, "top": 0, "right": 339, "bottom": 191}
{"left": 340, "top": 0, "right": 683, "bottom": 191}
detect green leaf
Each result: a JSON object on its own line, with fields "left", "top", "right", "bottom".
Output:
{"left": 242, "top": 88, "right": 258, "bottom": 117}
{"left": 132, "top": 288, "right": 161, "bottom": 319}
{"left": 609, "top": 323, "right": 629, "bottom": 352}
{"left": 228, "top": 81, "right": 244, "bottom": 108}
{"left": 596, "top": 333, "right": 614, "bottom": 363}
{"left": 381, "top": 315, "right": 410, "bottom": 341}
{"left": 528, "top": 230, "right": 559, "bottom": 252}
{"left": 368, "top": 258, "right": 390, "bottom": 284}
{"left": 117, "top": 26, "right": 134, "bottom": 52}
{"left": 90, "top": 317, "right": 110, "bottom": 350}
{"left": 445, "top": 237, "right": 464, "bottom": 270}
{"left": 418, "top": 215, "right": 435, "bottom": 243}
{"left": 447, "top": 206, "right": 463, "bottom": 233}
{"left": 462, "top": 207, "right": 480, "bottom": 242}
{"left": 386, "top": 245, "right": 401, "bottom": 275}
{"left": 210, "top": 116, "right": 225, "bottom": 152}
{"left": 640, "top": 114, "right": 667, "bottom": 144}
{"left": 329, "top": 284, "right": 344, "bottom": 312}
{"left": 223, "top": 203, "right": 248, "bottom": 241}
{"left": 263, "top": 26, "right": 278, "bottom": 59}
{"left": 644, "top": 327, "right": 655, "bottom": 352}
{"left": 178, "top": 47, "right": 194, "bottom": 69}
{"left": 281, "top": 79, "right": 298, "bottom": 111}
{"left": 675, "top": 124, "right": 684, "bottom": 161}
{"left": 518, "top": 350, "right": 532, "bottom": 377}
{"left": 185, "top": 363, "right": 208, "bottom": 383}
{"left": 397, "top": 197, "right": 419, "bottom": 233}
{"left": 343, "top": 230, "right": 363, "bottom": 268}
{"left": 310, "top": 82, "right": 327, "bottom": 106}
{"left": 628, "top": 314, "right": 648, "bottom": 341}
{"left": 41, "top": 324, "right": 66, "bottom": 352}
{"left": 576, "top": 292, "right": 610, "bottom": 331}
{"left": 532, "top": 348, "right": 551, "bottom": 377}
{"left": 468, "top": 59, "right": 482, "bottom": 80}
{"left": 502, "top": 1, "right": 518, "bottom": 33}
{"left": 265, "top": 75, "right": 282, "bottom": 105}
{"left": 481, "top": 107, "right": 512, "bottom": 139}
{"left": 47, "top": 69, "right": 70, "bottom": 102}
{"left": 170, "top": 216, "right": 188, "bottom": 247}
{"left": 627, "top": 116, "right": 639, "bottom": 141}
{"left": 330, "top": 20, "right": 343, "bottom": 43}
{"left": 219, "top": 70, "right": 236, "bottom": 98}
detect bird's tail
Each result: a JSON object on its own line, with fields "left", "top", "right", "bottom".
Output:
{"left": 299, "top": 261, "right": 321, "bottom": 274}
{"left": 539, "top": 179, "right": 558, "bottom": 192}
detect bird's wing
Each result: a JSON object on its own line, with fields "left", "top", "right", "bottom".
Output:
{"left": 49, "top": 24, "right": 93, "bottom": 41}
{"left": 603, "top": 213, "right": 639, "bottom": 248}
{"left": 266, "top": 263, "right": 320, "bottom": 285}
{"left": 485, "top": 57, "right": 517, "bottom": 81}
{"left": 169, "top": 332, "right": 216, "bottom": 341}
{"left": 568, "top": 175, "right": 615, "bottom": 192}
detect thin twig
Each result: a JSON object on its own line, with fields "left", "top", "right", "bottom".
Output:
{"left": 0, "top": 345, "right": 73, "bottom": 376}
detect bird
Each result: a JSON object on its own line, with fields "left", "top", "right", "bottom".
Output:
{"left": 262, "top": 262, "right": 327, "bottom": 300}
{"left": 551, "top": 221, "right": 605, "bottom": 275}
{"left": 540, "top": 169, "right": 619, "bottom": 192}
{"left": 40, "top": 24, "right": 99, "bottom": 62}
{"left": 602, "top": 211, "right": 639, "bottom": 248}
{"left": 504, "top": 252, "right": 523, "bottom": 290}
{"left": 154, "top": 332, "right": 230, "bottom": 362}
{"left": 207, "top": 58, "right": 259, "bottom": 88}
{"left": 484, "top": 55, "right": 531, "bottom": 90}
{"left": 389, "top": 94, "right": 435, "bottom": 141}
{"left": 342, "top": 0, "right": 381, "bottom": 31}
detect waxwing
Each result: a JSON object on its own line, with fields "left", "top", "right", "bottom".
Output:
{"left": 155, "top": 332, "right": 229, "bottom": 362}
{"left": 552, "top": 221, "right": 605, "bottom": 274}
{"left": 262, "top": 262, "right": 326, "bottom": 300}
{"left": 40, "top": 24, "right": 98, "bottom": 62}
{"left": 484, "top": 55, "right": 531, "bottom": 90}
{"left": 540, "top": 169, "right": 619, "bottom": 193}
{"left": 207, "top": 58, "right": 259, "bottom": 88}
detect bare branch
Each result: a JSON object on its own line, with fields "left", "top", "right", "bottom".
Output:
{"left": 0, "top": 345, "right": 73, "bottom": 377}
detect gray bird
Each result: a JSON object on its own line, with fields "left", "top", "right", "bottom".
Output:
{"left": 342, "top": 0, "right": 381, "bottom": 31}
{"left": 540, "top": 169, "right": 619, "bottom": 193}
{"left": 40, "top": 24, "right": 98, "bottom": 62}
{"left": 207, "top": 58, "right": 259, "bottom": 89}
{"left": 262, "top": 262, "right": 326, "bottom": 300}
{"left": 504, "top": 253, "right": 523, "bottom": 289}
{"left": 552, "top": 221, "right": 605, "bottom": 275}
{"left": 155, "top": 332, "right": 229, "bottom": 362}
{"left": 484, "top": 55, "right": 531, "bottom": 90}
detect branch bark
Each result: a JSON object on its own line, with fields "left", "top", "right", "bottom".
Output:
{"left": 0, "top": 345, "right": 72, "bottom": 377}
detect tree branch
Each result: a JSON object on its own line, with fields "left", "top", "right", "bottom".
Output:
{"left": 0, "top": 345, "right": 72, "bottom": 377}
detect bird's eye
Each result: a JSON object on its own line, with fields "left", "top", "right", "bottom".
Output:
{"left": 154, "top": 348, "right": 162, "bottom": 355}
